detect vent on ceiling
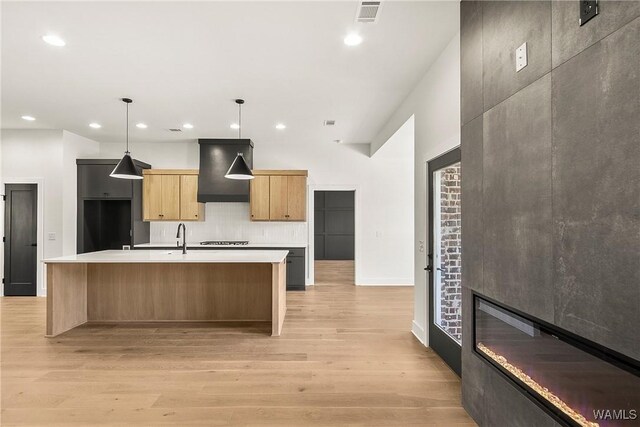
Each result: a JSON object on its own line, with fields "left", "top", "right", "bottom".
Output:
{"left": 355, "top": 1, "right": 381, "bottom": 23}
{"left": 323, "top": 120, "right": 336, "bottom": 126}
{"left": 168, "top": 128, "right": 182, "bottom": 132}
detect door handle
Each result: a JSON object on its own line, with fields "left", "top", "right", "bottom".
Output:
{"left": 31, "top": 243, "right": 37, "bottom": 247}
{"left": 424, "top": 265, "right": 432, "bottom": 272}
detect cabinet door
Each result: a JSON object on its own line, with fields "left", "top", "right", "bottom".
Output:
{"left": 161, "top": 175, "right": 181, "bottom": 220}
{"left": 143, "top": 174, "right": 163, "bottom": 220}
{"left": 180, "top": 175, "right": 201, "bottom": 220}
{"left": 269, "top": 176, "right": 288, "bottom": 220}
{"left": 250, "top": 175, "right": 270, "bottom": 221}
{"left": 78, "top": 164, "right": 132, "bottom": 199}
{"left": 287, "top": 176, "right": 306, "bottom": 221}
{"left": 286, "top": 255, "right": 306, "bottom": 291}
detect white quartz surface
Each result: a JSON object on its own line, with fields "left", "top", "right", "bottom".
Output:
{"left": 44, "top": 249, "right": 288, "bottom": 264}
{"left": 135, "top": 242, "right": 307, "bottom": 249}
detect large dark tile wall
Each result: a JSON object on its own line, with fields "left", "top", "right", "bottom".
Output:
{"left": 460, "top": 1, "right": 640, "bottom": 425}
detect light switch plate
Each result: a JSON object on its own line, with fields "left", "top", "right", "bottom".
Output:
{"left": 516, "top": 42, "right": 527, "bottom": 72}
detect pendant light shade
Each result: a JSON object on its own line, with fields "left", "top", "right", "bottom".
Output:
{"left": 111, "top": 98, "right": 143, "bottom": 180}
{"left": 225, "top": 99, "right": 254, "bottom": 180}
{"left": 111, "top": 153, "right": 142, "bottom": 179}
{"left": 225, "top": 152, "right": 254, "bottom": 180}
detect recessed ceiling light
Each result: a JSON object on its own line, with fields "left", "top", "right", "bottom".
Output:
{"left": 89, "top": 122, "right": 101, "bottom": 129}
{"left": 21, "top": 115, "right": 36, "bottom": 121}
{"left": 334, "top": 139, "right": 343, "bottom": 144}
{"left": 344, "top": 33, "right": 363, "bottom": 47}
{"left": 230, "top": 123, "right": 240, "bottom": 130}
{"left": 42, "top": 34, "right": 66, "bottom": 47}
{"left": 323, "top": 120, "right": 336, "bottom": 126}
{"left": 275, "top": 123, "right": 286, "bottom": 130}
{"left": 136, "top": 123, "right": 147, "bottom": 129}
{"left": 183, "top": 123, "right": 194, "bottom": 129}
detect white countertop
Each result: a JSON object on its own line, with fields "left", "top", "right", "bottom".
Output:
{"left": 135, "top": 242, "right": 307, "bottom": 249}
{"left": 44, "top": 249, "right": 289, "bottom": 264}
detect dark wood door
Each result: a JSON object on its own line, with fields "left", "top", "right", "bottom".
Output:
{"left": 3, "top": 184, "right": 38, "bottom": 296}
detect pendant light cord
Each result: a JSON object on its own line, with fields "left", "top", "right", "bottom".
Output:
{"left": 126, "top": 102, "right": 129, "bottom": 153}
{"left": 238, "top": 102, "right": 242, "bottom": 139}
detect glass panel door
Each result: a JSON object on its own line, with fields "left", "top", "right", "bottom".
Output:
{"left": 427, "top": 148, "right": 462, "bottom": 375}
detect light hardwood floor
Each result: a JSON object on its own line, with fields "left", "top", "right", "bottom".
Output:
{"left": 315, "top": 261, "right": 355, "bottom": 285}
{"left": 1, "top": 282, "right": 474, "bottom": 426}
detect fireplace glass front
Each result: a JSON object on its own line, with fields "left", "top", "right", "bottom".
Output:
{"left": 474, "top": 295, "right": 639, "bottom": 427}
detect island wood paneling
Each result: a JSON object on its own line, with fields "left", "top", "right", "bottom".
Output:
{"left": 45, "top": 263, "right": 88, "bottom": 337}
{"left": 272, "top": 261, "right": 286, "bottom": 336}
{"left": 86, "top": 263, "right": 273, "bottom": 322}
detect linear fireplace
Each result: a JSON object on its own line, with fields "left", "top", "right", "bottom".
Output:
{"left": 473, "top": 294, "right": 639, "bottom": 427}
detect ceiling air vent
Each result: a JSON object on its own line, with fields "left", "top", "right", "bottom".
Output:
{"left": 355, "top": 1, "right": 382, "bottom": 23}
{"left": 323, "top": 120, "right": 336, "bottom": 126}
{"left": 168, "top": 128, "right": 182, "bottom": 132}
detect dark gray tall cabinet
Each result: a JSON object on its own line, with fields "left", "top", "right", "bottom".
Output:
{"left": 76, "top": 159, "right": 151, "bottom": 254}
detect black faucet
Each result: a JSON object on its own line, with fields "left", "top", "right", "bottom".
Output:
{"left": 176, "top": 223, "right": 187, "bottom": 255}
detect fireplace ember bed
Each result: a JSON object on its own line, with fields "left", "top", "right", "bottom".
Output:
{"left": 473, "top": 294, "right": 639, "bottom": 427}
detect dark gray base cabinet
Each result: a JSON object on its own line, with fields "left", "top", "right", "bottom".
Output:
{"left": 283, "top": 248, "right": 305, "bottom": 291}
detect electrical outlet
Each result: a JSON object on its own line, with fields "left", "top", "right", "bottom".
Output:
{"left": 579, "top": 0, "right": 598, "bottom": 26}
{"left": 47, "top": 232, "right": 56, "bottom": 241}
{"left": 516, "top": 42, "right": 527, "bottom": 72}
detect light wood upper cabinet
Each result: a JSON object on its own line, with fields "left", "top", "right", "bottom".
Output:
{"left": 161, "top": 175, "right": 181, "bottom": 220}
{"left": 144, "top": 174, "right": 164, "bottom": 220}
{"left": 180, "top": 175, "right": 204, "bottom": 220}
{"left": 269, "top": 175, "right": 289, "bottom": 220}
{"left": 143, "top": 170, "right": 204, "bottom": 221}
{"left": 250, "top": 170, "right": 307, "bottom": 222}
{"left": 250, "top": 175, "right": 270, "bottom": 221}
{"left": 286, "top": 176, "right": 307, "bottom": 221}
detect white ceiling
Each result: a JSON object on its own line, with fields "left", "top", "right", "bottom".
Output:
{"left": 1, "top": 1, "right": 459, "bottom": 146}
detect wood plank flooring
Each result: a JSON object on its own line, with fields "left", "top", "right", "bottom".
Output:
{"left": 1, "top": 281, "right": 474, "bottom": 426}
{"left": 315, "top": 261, "right": 355, "bottom": 285}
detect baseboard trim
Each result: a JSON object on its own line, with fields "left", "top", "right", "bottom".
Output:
{"left": 412, "top": 320, "right": 426, "bottom": 345}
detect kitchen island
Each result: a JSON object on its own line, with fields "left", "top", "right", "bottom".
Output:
{"left": 43, "top": 250, "right": 288, "bottom": 337}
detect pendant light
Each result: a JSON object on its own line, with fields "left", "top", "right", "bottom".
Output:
{"left": 225, "top": 99, "right": 254, "bottom": 180}
{"left": 110, "top": 98, "right": 143, "bottom": 180}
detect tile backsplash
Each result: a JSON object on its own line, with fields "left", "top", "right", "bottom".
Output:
{"left": 150, "top": 203, "right": 308, "bottom": 245}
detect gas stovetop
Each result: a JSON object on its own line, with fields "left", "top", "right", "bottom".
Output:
{"left": 200, "top": 240, "right": 249, "bottom": 246}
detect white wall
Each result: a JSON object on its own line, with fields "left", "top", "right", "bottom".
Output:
{"left": 99, "top": 128, "right": 414, "bottom": 285}
{"left": 370, "top": 32, "right": 461, "bottom": 344}
{"left": 1, "top": 129, "right": 99, "bottom": 296}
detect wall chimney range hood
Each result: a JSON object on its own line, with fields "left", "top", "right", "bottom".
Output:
{"left": 197, "top": 139, "right": 254, "bottom": 202}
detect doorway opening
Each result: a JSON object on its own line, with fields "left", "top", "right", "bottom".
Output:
{"left": 427, "top": 148, "right": 462, "bottom": 375}
{"left": 313, "top": 190, "right": 355, "bottom": 285}
{"left": 3, "top": 183, "right": 38, "bottom": 296}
